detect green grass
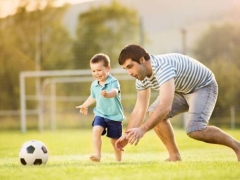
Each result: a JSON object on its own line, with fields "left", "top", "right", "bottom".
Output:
{"left": 0, "top": 129, "right": 240, "bottom": 180}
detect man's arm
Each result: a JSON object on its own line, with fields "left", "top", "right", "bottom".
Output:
{"left": 126, "top": 88, "right": 151, "bottom": 129}
{"left": 140, "top": 78, "right": 175, "bottom": 132}
{"left": 115, "top": 88, "right": 150, "bottom": 151}
{"left": 126, "top": 78, "right": 175, "bottom": 145}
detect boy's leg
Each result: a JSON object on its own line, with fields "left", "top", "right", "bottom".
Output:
{"left": 105, "top": 119, "right": 122, "bottom": 161}
{"left": 110, "top": 138, "right": 122, "bottom": 161}
{"left": 91, "top": 125, "right": 104, "bottom": 162}
{"left": 91, "top": 116, "right": 107, "bottom": 162}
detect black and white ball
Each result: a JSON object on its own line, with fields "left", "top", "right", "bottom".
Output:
{"left": 19, "top": 140, "right": 48, "bottom": 165}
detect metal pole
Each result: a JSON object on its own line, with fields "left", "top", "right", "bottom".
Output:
{"left": 139, "top": 16, "right": 144, "bottom": 46}
{"left": 20, "top": 73, "right": 26, "bottom": 133}
{"left": 50, "top": 82, "right": 56, "bottom": 131}
{"left": 36, "top": 8, "right": 42, "bottom": 132}
{"left": 181, "top": 29, "right": 187, "bottom": 55}
{"left": 230, "top": 106, "right": 235, "bottom": 129}
{"left": 181, "top": 28, "right": 187, "bottom": 128}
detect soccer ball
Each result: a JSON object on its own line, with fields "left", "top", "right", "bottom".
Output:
{"left": 19, "top": 140, "right": 49, "bottom": 165}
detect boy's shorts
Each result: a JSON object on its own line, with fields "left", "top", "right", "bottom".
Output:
{"left": 148, "top": 79, "right": 218, "bottom": 134}
{"left": 92, "top": 116, "right": 122, "bottom": 138}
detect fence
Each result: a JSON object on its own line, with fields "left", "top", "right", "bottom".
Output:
{"left": 0, "top": 68, "right": 239, "bottom": 132}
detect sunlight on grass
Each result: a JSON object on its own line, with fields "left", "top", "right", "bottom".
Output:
{"left": 0, "top": 129, "right": 240, "bottom": 180}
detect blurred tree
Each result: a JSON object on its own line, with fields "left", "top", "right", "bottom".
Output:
{"left": 73, "top": 1, "right": 141, "bottom": 69}
{"left": 0, "top": 45, "right": 36, "bottom": 110}
{"left": 4, "top": 0, "right": 73, "bottom": 70}
{"left": 193, "top": 23, "right": 240, "bottom": 110}
{"left": 194, "top": 23, "right": 240, "bottom": 67}
{"left": 0, "top": 0, "right": 72, "bottom": 110}
{"left": 208, "top": 59, "right": 240, "bottom": 108}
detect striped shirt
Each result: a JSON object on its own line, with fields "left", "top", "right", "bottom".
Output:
{"left": 136, "top": 53, "right": 214, "bottom": 94}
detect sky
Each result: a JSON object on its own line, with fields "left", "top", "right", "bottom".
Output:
{"left": 0, "top": 0, "right": 99, "bottom": 18}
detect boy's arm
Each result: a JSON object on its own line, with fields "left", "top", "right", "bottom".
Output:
{"left": 80, "top": 96, "right": 96, "bottom": 107}
{"left": 101, "top": 88, "right": 118, "bottom": 98}
{"left": 76, "top": 96, "right": 96, "bottom": 115}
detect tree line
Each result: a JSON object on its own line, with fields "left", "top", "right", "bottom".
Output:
{"left": 0, "top": 0, "right": 140, "bottom": 110}
{"left": 0, "top": 0, "right": 239, "bottom": 119}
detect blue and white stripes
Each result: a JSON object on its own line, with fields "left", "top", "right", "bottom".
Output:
{"left": 136, "top": 53, "right": 214, "bottom": 94}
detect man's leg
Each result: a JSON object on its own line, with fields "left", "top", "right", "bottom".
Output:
{"left": 188, "top": 126, "right": 240, "bottom": 161}
{"left": 185, "top": 80, "right": 240, "bottom": 161}
{"left": 152, "top": 114, "right": 181, "bottom": 161}
{"left": 149, "top": 93, "right": 188, "bottom": 161}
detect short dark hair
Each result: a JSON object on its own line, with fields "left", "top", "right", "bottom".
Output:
{"left": 118, "top": 44, "right": 150, "bottom": 65}
{"left": 90, "top": 53, "right": 110, "bottom": 67}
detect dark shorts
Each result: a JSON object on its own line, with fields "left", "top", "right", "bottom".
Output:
{"left": 148, "top": 80, "right": 218, "bottom": 134}
{"left": 92, "top": 116, "right": 122, "bottom": 139}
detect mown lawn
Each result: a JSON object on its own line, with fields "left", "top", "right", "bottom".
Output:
{"left": 0, "top": 129, "right": 240, "bottom": 180}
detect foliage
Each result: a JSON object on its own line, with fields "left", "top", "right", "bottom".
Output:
{"left": 208, "top": 59, "right": 240, "bottom": 108}
{"left": 73, "top": 1, "right": 140, "bottom": 69}
{"left": 194, "top": 23, "right": 240, "bottom": 66}
{"left": 0, "top": 0, "right": 72, "bottom": 110}
{"left": 3, "top": 1, "right": 73, "bottom": 70}
{"left": 193, "top": 23, "right": 240, "bottom": 109}
{"left": 0, "top": 45, "right": 36, "bottom": 109}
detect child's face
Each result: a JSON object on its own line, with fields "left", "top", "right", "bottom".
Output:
{"left": 90, "top": 61, "right": 110, "bottom": 83}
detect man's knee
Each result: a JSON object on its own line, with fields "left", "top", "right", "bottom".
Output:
{"left": 148, "top": 112, "right": 152, "bottom": 116}
{"left": 186, "top": 121, "right": 207, "bottom": 135}
{"left": 187, "top": 130, "right": 199, "bottom": 139}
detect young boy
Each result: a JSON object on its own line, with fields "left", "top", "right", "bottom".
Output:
{"left": 76, "top": 53, "right": 125, "bottom": 162}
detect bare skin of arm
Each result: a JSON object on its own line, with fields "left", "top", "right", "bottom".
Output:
{"left": 115, "top": 88, "right": 151, "bottom": 151}
{"left": 76, "top": 88, "right": 118, "bottom": 115}
{"left": 76, "top": 96, "right": 96, "bottom": 115}
{"left": 125, "top": 79, "right": 175, "bottom": 146}
{"left": 101, "top": 88, "right": 118, "bottom": 98}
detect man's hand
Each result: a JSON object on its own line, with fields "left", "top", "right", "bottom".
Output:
{"left": 115, "top": 133, "right": 128, "bottom": 151}
{"left": 125, "top": 127, "right": 146, "bottom": 146}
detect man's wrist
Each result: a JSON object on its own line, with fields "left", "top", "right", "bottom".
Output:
{"left": 140, "top": 125, "right": 147, "bottom": 132}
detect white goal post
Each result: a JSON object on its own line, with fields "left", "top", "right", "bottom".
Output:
{"left": 19, "top": 68, "right": 130, "bottom": 133}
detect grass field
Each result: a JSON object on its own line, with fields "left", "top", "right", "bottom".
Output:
{"left": 0, "top": 129, "right": 240, "bottom": 180}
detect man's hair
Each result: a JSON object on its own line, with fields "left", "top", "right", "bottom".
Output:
{"left": 118, "top": 44, "right": 150, "bottom": 65}
{"left": 90, "top": 53, "right": 110, "bottom": 67}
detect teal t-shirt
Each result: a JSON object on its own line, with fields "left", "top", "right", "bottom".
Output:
{"left": 90, "top": 74, "right": 125, "bottom": 121}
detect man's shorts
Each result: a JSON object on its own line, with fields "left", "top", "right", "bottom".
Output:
{"left": 148, "top": 79, "right": 218, "bottom": 134}
{"left": 92, "top": 116, "right": 122, "bottom": 138}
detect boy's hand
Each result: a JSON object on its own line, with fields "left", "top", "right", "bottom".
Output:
{"left": 76, "top": 105, "right": 88, "bottom": 115}
{"left": 101, "top": 90, "right": 108, "bottom": 97}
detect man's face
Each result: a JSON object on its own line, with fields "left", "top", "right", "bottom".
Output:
{"left": 122, "top": 58, "right": 147, "bottom": 81}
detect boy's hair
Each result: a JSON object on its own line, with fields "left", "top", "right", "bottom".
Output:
{"left": 118, "top": 44, "right": 150, "bottom": 65}
{"left": 90, "top": 53, "right": 110, "bottom": 67}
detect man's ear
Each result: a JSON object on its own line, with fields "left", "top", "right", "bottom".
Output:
{"left": 140, "top": 57, "right": 145, "bottom": 64}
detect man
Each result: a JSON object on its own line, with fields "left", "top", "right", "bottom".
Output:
{"left": 115, "top": 44, "right": 240, "bottom": 161}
